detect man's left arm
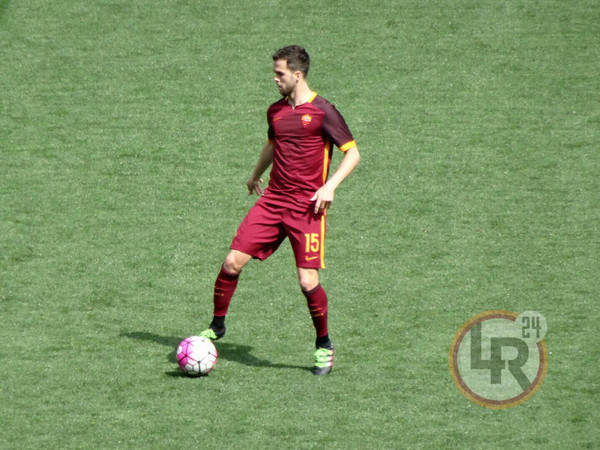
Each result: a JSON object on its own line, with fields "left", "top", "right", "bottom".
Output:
{"left": 311, "top": 146, "right": 360, "bottom": 214}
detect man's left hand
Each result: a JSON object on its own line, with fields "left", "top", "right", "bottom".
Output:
{"left": 310, "top": 186, "right": 334, "bottom": 214}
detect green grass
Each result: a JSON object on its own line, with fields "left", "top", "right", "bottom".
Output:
{"left": 1, "top": 0, "right": 598, "bottom": 448}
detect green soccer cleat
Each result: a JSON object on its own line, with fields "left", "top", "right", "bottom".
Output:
{"left": 313, "top": 346, "right": 334, "bottom": 375}
{"left": 199, "top": 327, "right": 226, "bottom": 341}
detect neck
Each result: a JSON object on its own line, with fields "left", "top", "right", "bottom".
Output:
{"left": 288, "top": 82, "right": 313, "bottom": 108}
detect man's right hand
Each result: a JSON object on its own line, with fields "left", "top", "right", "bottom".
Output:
{"left": 247, "top": 177, "right": 264, "bottom": 196}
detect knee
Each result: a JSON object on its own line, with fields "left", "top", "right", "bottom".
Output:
{"left": 298, "top": 269, "right": 319, "bottom": 292}
{"left": 223, "top": 251, "right": 249, "bottom": 275}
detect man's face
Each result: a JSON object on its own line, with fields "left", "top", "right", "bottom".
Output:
{"left": 273, "top": 59, "right": 297, "bottom": 96}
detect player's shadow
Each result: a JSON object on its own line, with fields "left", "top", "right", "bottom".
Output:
{"left": 120, "top": 331, "right": 311, "bottom": 375}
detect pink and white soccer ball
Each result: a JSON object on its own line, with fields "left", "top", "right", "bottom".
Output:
{"left": 176, "top": 336, "right": 218, "bottom": 376}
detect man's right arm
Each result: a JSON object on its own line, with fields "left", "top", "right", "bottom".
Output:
{"left": 246, "top": 140, "right": 274, "bottom": 196}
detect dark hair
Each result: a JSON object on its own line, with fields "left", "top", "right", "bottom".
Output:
{"left": 272, "top": 45, "right": 310, "bottom": 78}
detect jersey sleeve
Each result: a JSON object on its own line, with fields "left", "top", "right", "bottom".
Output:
{"left": 321, "top": 102, "right": 356, "bottom": 152}
{"left": 267, "top": 123, "right": 275, "bottom": 142}
{"left": 267, "top": 109, "right": 275, "bottom": 142}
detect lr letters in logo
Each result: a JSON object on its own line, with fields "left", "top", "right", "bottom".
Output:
{"left": 449, "top": 310, "right": 548, "bottom": 409}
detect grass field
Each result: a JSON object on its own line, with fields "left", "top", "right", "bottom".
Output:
{"left": 1, "top": 0, "right": 598, "bottom": 448}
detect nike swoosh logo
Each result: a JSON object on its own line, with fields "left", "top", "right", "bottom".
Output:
{"left": 305, "top": 256, "right": 319, "bottom": 261}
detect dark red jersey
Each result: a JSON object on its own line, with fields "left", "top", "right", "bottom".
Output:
{"left": 263, "top": 92, "right": 356, "bottom": 211}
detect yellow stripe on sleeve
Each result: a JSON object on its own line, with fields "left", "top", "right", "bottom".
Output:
{"left": 339, "top": 140, "right": 356, "bottom": 152}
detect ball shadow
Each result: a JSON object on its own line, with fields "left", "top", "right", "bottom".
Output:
{"left": 120, "top": 331, "right": 311, "bottom": 373}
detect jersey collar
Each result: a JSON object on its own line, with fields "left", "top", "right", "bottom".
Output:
{"left": 285, "top": 91, "right": 317, "bottom": 108}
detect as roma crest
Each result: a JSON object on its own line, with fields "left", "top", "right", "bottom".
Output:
{"left": 301, "top": 114, "right": 312, "bottom": 128}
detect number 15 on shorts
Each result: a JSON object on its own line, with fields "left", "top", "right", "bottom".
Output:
{"left": 305, "top": 233, "right": 320, "bottom": 253}
{"left": 303, "top": 226, "right": 325, "bottom": 268}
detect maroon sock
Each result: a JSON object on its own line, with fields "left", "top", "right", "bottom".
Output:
{"left": 303, "top": 284, "right": 329, "bottom": 338}
{"left": 213, "top": 265, "right": 240, "bottom": 317}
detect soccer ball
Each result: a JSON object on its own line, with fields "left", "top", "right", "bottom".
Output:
{"left": 176, "top": 336, "right": 218, "bottom": 376}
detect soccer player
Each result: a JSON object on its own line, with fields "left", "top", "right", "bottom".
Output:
{"left": 200, "top": 45, "right": 360, "bottom": 375}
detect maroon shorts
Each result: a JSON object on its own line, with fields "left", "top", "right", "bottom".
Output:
{"left": 231, "top": 198, "right": 326, "bottom": 269}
